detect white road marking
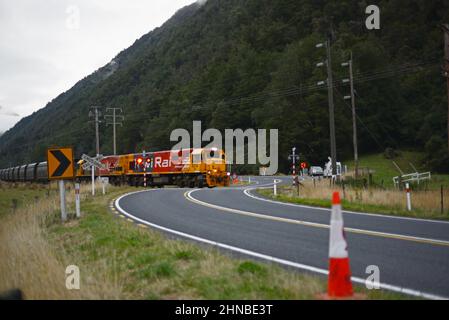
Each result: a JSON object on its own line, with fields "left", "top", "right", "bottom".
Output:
{"left": 114, "top": 190, "right": 448, "bottom": 300}
{"left": 186, "top": 190, "right": 449, "bottom": 247}
{"left": 244, "top": 178, "right": 449, "bottom": 225}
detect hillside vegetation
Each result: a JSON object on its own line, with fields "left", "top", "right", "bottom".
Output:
{"left": 0, "top": 0, "right": 448, "bottom": 173}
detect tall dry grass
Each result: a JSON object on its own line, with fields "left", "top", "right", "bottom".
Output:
{"left": 284, "top": 178, "right": 449, "bottom": 217}
{"left": 0, "top": 183, "right": 122, "bottom": 299}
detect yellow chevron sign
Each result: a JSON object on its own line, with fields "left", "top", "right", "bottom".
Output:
{"left": 47, "top": 147, "right": 74, "bottom": 180}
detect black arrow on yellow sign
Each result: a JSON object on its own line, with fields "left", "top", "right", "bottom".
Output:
{"left": 50, "top": 150, "right": 72, "bottom": 177}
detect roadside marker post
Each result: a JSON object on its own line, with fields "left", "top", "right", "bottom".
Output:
{"left": 102, "top": 178, "right": 106, "bottom": 195}
{"left": 75, "top": 183, "right": 81, "bottom": 218}
{"left": 91, "top": 165, "right": 95, "bottom": 196}
{"left": 273, "top": 180, "right": 277, "bottom": 196}
{"left": 59, "top": 180, "right": 67, "bottom": 222}
{"left": 406, "top": 183, "right": 412, "bottom": 211}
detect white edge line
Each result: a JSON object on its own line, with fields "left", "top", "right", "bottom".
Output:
{"left": 115, "top": 190, "right": 447, "bottom": 300}
{"left": 245, "top": 179, "right": 449, "bottom": 225}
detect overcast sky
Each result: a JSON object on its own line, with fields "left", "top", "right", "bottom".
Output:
{"left": 0, "top": 0, "right": 196, "bottom": 133}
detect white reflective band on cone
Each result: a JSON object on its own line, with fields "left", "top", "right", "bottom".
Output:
{"left": 329, "top": 203, "right": 348, "bottom": 258}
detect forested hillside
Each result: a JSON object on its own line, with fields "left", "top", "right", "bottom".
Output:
{"left": 0, "top": 0, "right": 448, "bottom": 173}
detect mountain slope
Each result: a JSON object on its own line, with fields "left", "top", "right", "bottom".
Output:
{"left": 1, "top": 0, "right": 448, "bottom": 172}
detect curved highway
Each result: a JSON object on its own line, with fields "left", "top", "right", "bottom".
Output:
{"left": 114, "top": 176, "right": 449, "bottom": 299}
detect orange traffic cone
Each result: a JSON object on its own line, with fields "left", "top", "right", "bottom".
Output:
{"left": 327, "top": 191, "right": 353, "bottom": 298}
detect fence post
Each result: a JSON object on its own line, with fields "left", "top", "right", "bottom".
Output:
{"left": 405, "top": 183, "right": 412, "bottom": 211}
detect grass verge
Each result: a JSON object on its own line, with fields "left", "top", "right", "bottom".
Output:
{"left": 0, "top": 183, "right": 407, "bottom": 299}
{"left": 345, "top": 151, "right": 449, "bottom": 189}
{"left": 258, "top": 181, "right": 449, "bottom": 220}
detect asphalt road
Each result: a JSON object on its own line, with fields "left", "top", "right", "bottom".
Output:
{"left": 115, "top": 176, "right": 449, "bottom": 299}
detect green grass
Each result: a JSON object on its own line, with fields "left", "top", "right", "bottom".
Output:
{"left": 0, "top": 182, "right": 52, "bottom": 217}
{"left": 345, "top": 151, "right": 449, "bottom": 189}
{"left": 1, "top": 183, "right": 409, "bottom": 299}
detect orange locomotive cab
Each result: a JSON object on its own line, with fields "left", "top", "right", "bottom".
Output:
{"left": 126, "top": 148, "right": 230, "bottom": 188}
{"left": 195, "top": 148, "right": 230, "bottom": 187}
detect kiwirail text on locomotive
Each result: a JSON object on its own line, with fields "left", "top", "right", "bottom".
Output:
{"left": 171, "top": 121, "right": 278, "bottom": 175}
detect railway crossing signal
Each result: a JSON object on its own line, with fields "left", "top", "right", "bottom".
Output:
{"left": 81, "top": 154, "right": 106, "bottom": 170}
{"left": 47, "top": 147, "right": 75, "bottom": 180}
{"left": 288, "top": 147, "right": 299, "bottom": 186}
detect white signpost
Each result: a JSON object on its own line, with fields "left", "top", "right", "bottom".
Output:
{"left": 59, "top": 180, "right": 67, "bottom": 222}
{"left": 75, "top": 183, "right": 81, "bottom": 218}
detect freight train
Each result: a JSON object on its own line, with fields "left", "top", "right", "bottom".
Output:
{"left": 0, "top": 148, "right": 230, "bottom": 188}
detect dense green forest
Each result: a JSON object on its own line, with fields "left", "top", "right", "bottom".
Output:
{"left": 0, "top": 0, "right": 448, "bottom": 173}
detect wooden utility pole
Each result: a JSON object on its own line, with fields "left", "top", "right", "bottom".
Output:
{"left": 349, "top": 52, "right": 358, "bottom": 178}
{"left": 326, "top": 37, "right": 337, "bottom": 178}
{"left": 89, "top": 106, "right": 102, "bottom": 156}
{"left": 342, "top": 52, "right": 358, "bottom": 178}
{"left": 444, "top": 24, "right": 449, "bottom": 153}
{"left": 316, "top": 34, "right": 337, "bottom": 180}
{"left": 105, "top": 108, "right": 124, "bottom": 155}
